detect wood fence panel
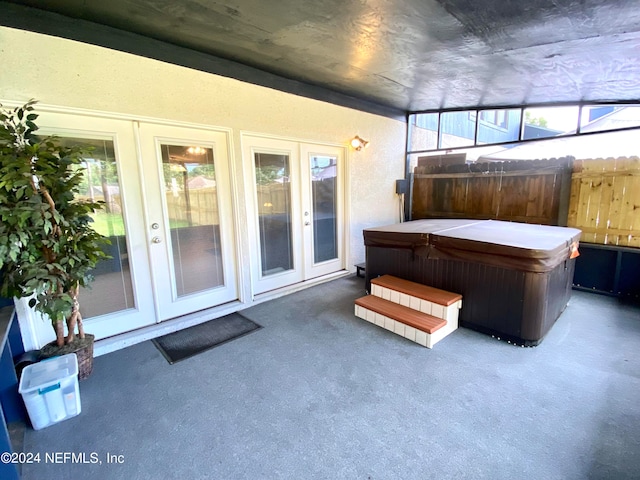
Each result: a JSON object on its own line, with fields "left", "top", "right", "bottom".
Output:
{"left": 594, "top": 162, "right": 615, "bottom": 244}
{"left": 411, "top": 178, "right": 433, "bottom": 218}
{"left": 412, "top": 157, "right": 573, "bottom": 225}
{"left": 536, "top": 175, "right": 548, "bottom": 219}
{"left": 451, "top": 178, "right": 468, "bottom": 214}
{"left": 256, "top": 183, "right": 291, "bottom": 215}
{"left": 165, "top": 187, "right": 220, "bottom": 226}
{"left": 529, "top": 175, "right": 547, "bottom": 219}
{"left": 469, "top": 177, "right": 495, "bottom": 217}
{"left": 502, "top": 175, "right": 528, "bottom": 219}
{"left": 567, "top": 156, "right": 640, "bottom": 247}
{"left": 624, "top": 157, "right": 640, "bottom": 246}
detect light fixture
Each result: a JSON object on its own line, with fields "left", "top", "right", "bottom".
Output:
{"left": 350, "top": 135, "right": 369, "bottom": 151}
{"left": 187, "top": 146, "right": 207, "bottom": 155}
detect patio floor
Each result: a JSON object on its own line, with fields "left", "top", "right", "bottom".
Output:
{"left": 18, "top": 275, "right": 640, "bottom": 479}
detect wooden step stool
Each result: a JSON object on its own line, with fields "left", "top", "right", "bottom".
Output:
{"left": 354, "top": 275, "right": 462, "bottom": 348}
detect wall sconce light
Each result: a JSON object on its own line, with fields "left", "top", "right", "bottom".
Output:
{"left": 350, "top": 135, "right": 370, "bottom": 151}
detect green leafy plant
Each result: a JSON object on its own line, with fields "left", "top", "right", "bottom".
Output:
{"left": 0, "top": 100, "right": 110, "bottom": 347}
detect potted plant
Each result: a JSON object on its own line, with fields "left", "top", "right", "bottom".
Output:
{"left": 0, "top": 100, "right": 110, "bottom": 379}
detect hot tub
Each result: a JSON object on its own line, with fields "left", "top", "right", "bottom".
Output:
{"left": 363, "top": 219, "right": 581, "bottom": 346}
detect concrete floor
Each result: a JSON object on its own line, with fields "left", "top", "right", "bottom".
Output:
{"left": 19, "top": 275, "right": 640, "bottom": 479}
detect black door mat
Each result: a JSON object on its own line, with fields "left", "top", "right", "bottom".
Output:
{"left": 152, "top": 312, "right": 262, "bottom": 364}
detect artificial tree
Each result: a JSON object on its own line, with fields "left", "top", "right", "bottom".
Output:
{"left": 0, "top": 100, "right": 109, "bottom": 352}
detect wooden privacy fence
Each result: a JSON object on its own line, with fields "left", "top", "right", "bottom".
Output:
{"left": 256, "top": 179, "right": 336, "bottom": 215}
{"left": 567, "top": 156, "right": 640, "bottom": 247}
{"left": 411, "top": 155, "right": 640, "bottom": 248}
{"left": 166, "top": 187, "right": 220, "bottom": 226}
{"left": 411, "top": 157, "right": 573, "bottom": 225}
{"left": 256, "top": 183, "right": 290, "bottom": 215}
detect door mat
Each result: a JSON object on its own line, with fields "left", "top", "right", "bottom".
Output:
{"left": 152, "top": 312, "right": 262, "bottom": 364}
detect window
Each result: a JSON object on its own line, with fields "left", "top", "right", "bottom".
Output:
{"left": 408, "top": 103, "right": 640, "bottom": 154}
{"left": 480, "top": 110, "right": 508, "bottom": 129}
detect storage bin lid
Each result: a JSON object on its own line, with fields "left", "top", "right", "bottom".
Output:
{"left": 364, "top": 219, "right": 582, "bottom": 272}
{"left": 19, "top": 353, "right": 78, "bottom": 394}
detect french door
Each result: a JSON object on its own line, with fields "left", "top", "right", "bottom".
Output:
{"left": 244, "top": 136, "right": 345, "bottom": 295}
{"left": 137, "top": 123, "right": 237, "bottom": 320}
{"left": 34, "top": 112, "right": 156, "bottom": 340}
{"left": 29, "top": 112, "right": 237, "bottom": 343}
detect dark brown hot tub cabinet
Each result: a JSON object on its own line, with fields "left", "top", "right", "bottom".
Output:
{"left": 363, "top": 219, "right": 581, "bottom": 346}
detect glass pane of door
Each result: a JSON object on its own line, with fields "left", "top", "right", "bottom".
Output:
{"left": 55, "top": 137, "right": 135, "bottom": 318}
{"left": 159, "top": 144, "right": 224, "bottom": 297}
{"left": 254, "top": 152, "right": 293, "bottom": 277}
{"left": 310, "top": 155, "right": 338, "bottom": 263}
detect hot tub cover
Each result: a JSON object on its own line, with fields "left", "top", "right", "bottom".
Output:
{"left": 364, "top": 219, "right": 581, "bottom": 273}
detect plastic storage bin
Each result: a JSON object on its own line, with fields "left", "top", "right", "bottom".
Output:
{"left": 18, "top": 353, "right": 82, "bottom": 430}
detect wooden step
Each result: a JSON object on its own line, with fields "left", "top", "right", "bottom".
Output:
{"left": 355, "top": 295, "right": 446, "bottom": 334}
{"left": 354, "top": 295, "right": 456, "bottom": 348}
{"left": 371, "top": 275, "right": 461, "bottom": 306}
{"left": 370, "top": 275, "right": 462, "bottom": 324}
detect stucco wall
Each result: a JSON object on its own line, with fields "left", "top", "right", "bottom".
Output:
{"left": 0, "top": 26, "right": 405, "bottom": 277}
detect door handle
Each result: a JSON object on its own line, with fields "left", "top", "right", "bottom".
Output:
{"left": 152, "top": 236, "right": 162, "bottom": 244}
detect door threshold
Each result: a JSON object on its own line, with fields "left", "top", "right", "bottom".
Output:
{"left": 252, "top": 270, "right": 351, "bottom": 305}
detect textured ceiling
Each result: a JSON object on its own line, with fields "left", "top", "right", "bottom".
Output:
{"left": 3, "top": 0, "right": 640, "bottom": 115}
